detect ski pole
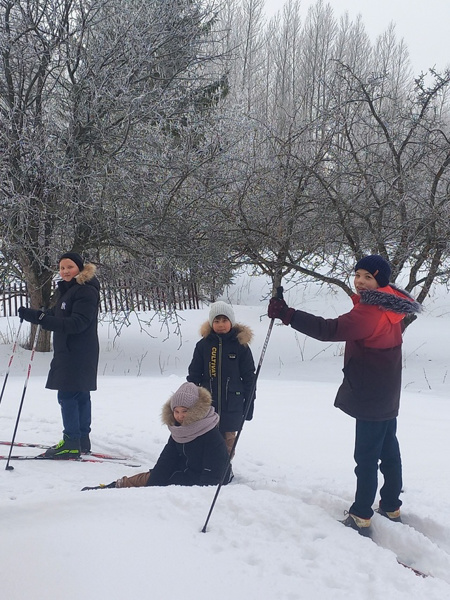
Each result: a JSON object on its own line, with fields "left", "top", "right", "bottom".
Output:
{"left": 201, "top": 286, "right": 284, "bottom": 533}
{"left": 5, "top": 323, "right": 42, "bottom": 471}
{"left": 0, "top": 319, "right": 24, "bottom": 407}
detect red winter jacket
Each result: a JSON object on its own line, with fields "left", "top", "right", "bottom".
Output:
{"left": 289, "top": 286, "right": 421, "bottom": 421}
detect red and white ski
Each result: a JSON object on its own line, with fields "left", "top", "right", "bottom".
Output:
{"left": 0, "top": 453, "right": 140, "bottom": 467}
{"left": 0, "top": 440, "right": 132, "bottom": 461}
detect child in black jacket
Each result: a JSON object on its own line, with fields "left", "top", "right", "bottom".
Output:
{"left": 187, "top": 302, "right": 256, "bottom": 455}
{"left": 82, "top": 382, "right": 231, "bottom": 490}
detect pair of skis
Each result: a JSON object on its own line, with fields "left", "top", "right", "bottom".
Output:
{"left": 0, "top": 440, "right": 140, "bottom": 467}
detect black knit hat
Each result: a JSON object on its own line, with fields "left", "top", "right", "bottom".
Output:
{"left": 355, "top": 255, "right": 391, "bottom": 287}
{"left": 59, "top": 252, "right": 84, "bottom": 272}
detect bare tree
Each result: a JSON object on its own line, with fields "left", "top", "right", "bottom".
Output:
{"left": 214, "top": 0, "right": 343, "bottom": 294}
{"left": 0, "top": 0, "right": 231, "bottom": 347}
{"left": 220, "top": 0, "right": 450, "bottom": 305}
{"left": 303, "top": 57, "right": 450, "bottom": 303}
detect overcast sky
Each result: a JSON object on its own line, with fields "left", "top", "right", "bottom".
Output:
{"left": 264, "top": 0, "right": 449, "bottom": 75}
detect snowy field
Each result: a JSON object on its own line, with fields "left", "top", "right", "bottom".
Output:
{"left": 1, "top": 273, "right": 450, "bottom": 600}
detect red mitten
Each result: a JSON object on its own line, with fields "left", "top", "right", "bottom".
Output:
{"left": 268, "top": 298, "right": 295, "bottom": 325}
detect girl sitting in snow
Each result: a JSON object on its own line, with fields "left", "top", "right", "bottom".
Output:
{"left": 268, "top": 255, "right": 421, "bottom": 536}
{"left": 82, "top": 382, "right": 231, "bottom": 490}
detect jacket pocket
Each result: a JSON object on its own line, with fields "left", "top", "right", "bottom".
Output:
{"left": 225, "top": 379, "right": 245, "bottom": 413}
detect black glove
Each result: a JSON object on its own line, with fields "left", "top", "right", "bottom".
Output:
{"left": 18, "top": 306, "right": 45, "bottom": 324}
{"left": 268, "top": 297, "right": 295, "bottom": 325}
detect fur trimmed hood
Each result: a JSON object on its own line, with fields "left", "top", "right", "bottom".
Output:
{"left": 161, "top": 386, "right": 213, "bottom": 427}
{"left": 358, "top": 284, "right": 421, "bottom": 315}
{"left": 199, "top": 321, "right": 253, "bottom": 346}
{"left": 74, "top": 262, "right": 97, "bottom": 285}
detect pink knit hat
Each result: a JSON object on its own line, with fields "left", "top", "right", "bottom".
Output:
{"left": 169, "top": 382, "right": 199, "bottom": 410}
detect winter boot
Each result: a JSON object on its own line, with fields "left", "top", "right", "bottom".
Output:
{"left": 80, "top": 435, "right": 91, "bottom": 454}
{"left": 340, "top": 512, "right": 372, "bottom": 537}
{"left": 81, "top": 482, "right": 116, "bottom": 491}
{"left": 43, "top": 436, "right": 81, "bottom": 460}
{"left": 377, "top": 506, "right": 402, "bottom": 523}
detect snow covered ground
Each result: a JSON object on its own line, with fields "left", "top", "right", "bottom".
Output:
{"left": 1, "top": 273, "right": 450, "bottom": 599}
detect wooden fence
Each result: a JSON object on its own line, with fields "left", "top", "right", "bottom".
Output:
{"left": 0, "top": 283, "right": 28, "bottom": 318}
{"left": 99, "top": 280, "right": 201, "bottom": 313}
{"left": 0, "top": 280, "right": 200, "bottom": 318}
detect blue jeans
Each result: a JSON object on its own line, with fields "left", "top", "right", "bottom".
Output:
{"left": 57, "top": 391, "right": 91, "bottom": 440}
{"left": 350, "top": 418, "right": 402, "bottom": 519}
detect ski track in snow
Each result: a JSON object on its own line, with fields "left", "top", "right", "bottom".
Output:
{"left": 240, "top": 473, "right": 450, "bottom": 581}
{"left": 2, "top": 287, "right": 450, "bottom": 600}
{"left": 3, "top": 411, "right": 450, "bottom": 599}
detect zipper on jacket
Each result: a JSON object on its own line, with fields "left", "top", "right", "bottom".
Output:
{"left": 217, "top": 336, "right": 223, "bottom": 415}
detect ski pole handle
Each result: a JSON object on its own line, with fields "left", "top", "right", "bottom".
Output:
{"left": 276, "top": 286, "right": 284, "bottom": 300}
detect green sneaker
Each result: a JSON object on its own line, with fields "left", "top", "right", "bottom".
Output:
{"left": 43, "top": 437, "right": 81, "bottom": 460}
{"left": 80, "top": 435, "right": 91, "bottom": 454}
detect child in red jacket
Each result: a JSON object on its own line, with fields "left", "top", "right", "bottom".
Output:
{"left": 268, "top": 255, "right": 421, "bottom": 535}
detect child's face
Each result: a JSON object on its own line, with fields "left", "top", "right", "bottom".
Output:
{"left": 354, "top": 269, "right": 379, "bottom": 293}
{"left": 59, "top": 259, "right": 80, "bottom": 282}
{"left": 212, "top": 315, "right": 232, "bottom": 334}
{"left": 173, "top": 406, "right": 188, "bottom": 424}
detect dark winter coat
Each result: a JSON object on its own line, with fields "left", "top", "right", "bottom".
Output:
{"left": 147, "top": 387, "right": 230, "bottom": 486}
{"left": 288, "top": 285, "right": 421, "bottom": 421}
{"left": 187, "top": 322, "right": 256, "bottom": 432}
{"left": 38, "top": 263, "right": 100, "bottom": 391}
